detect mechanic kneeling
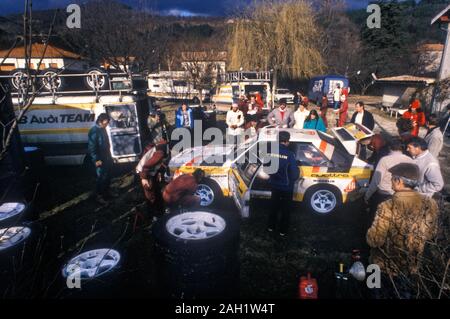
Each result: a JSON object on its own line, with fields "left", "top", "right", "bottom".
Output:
{"left": 163, "top": 168, "right": 205, "bottom": 211}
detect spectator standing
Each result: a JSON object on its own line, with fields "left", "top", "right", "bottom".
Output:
{"left": 337, "top": 88, "right": 349, "bottom": 127}
{"left": 175, "top": 103, "right": 194, "bottom": 130}
{"left": 292, "top": 99, "right": 310, "bottom": 129}
{"left": 303, "top": 110, "right": 327, "bottom": 133}
{"left": 247, "top": 95, "right": 263, "bottom": 121}
{"left": 366, "top": 163, "right": 439, "bottom": 299}
{"left": 402, "top": 99, "right": 426, "bottom": 137}
{"left": 406, "top": 137, "right": 444, "bottom": 198}
{"left": 350, "top": 101, "right": 375, "bottom": 130}
{"left": 364, "top": 139, "right": 414, "bottom": 222}
{"left": 226, "top": 103, "right": 245, "bottom": 144}
{"left": 88, "top": 113, "right": 115, "bottom": 204}
{"left": 333, "top": 84, "right": 342, "bottom": 110}
{"left": 424, "top": 114, "right": 444, "bottom": 159}
{"left": 267, "top": 131, "right": 300, "bottom": 236}
{"left": 267, "top": 99, "right": 293, "bottom": 128}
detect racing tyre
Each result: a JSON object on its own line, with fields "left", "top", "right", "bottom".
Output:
{"left": 0, "top": 222, "right": 45, "bottom": 297}
{"left": 152, "top": 210, "right": 240, "bottom": 298}
{"left": 304, "top": 184, "right": 342, "bottom": 216}
{"left": 195, "top": 178, "right": 223, "bottom": 208}
{"left": 84, "top": 67, "right": 109, "bottom": 91}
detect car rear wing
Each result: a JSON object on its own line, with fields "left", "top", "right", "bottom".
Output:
{"left": 330, "top": 123, "right": 374, "bottom": 156}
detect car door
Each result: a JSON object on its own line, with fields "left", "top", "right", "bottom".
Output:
{"left": 228, "top": 145, "right": 262, "bottom": 218}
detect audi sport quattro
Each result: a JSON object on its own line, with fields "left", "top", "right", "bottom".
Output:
{"left": 168, "top": 124, "right": 374, "bottom": 216}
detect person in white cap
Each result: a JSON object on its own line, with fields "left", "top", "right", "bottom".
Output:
{"left": 226, "top": 102, "right": 244, "bottom": 144}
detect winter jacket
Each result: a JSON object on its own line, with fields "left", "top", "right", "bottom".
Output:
{"left": 267, "top": 108, "right": 294, "bottom": 128}
{"left": 303, "top": 118, "right": 327, "bottom": 132}
{"left": 424, "top": 127, "right": 443, "bottom": 159}
{"left": 366, "top": 190, "right": 439, "bottom": 276}
{"left": 292, "top": 109, "right": 310, "bottom": 129}
{"left": 175, "top": 107, "right": 194, "bottom": 129}
{"left": 163, "top": 174, "right": 198, "bottom": 205}
{"left": 351, "top": 110, "right": 375, "bottom": 131}
{"left": 87, "top": 125, "right": 112, "bottom": 164}
{"left": 268, "top": 143, "right": 300, "bottom": 192}
{"left": 413, "top": 150, "right": 444, "bottom": 197}
{"left": 226, "top": 109, "right": 245, "bottom": 136}
{"left": 338, "top": 88, "right": 349, "bottom": 127}
{"left": 402, "top": 110, "right": 426, "bottom": 137}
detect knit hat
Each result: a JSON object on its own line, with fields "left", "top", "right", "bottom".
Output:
{"left": 388, "top": 163, "right": 420, "bottom": 181}
{"left": 410, "top": 100, "right": 421, "bottom": 109}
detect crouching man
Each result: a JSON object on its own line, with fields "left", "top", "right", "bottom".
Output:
{"left": 136, "top": 142, "right": 168, "bottom": 217}
{"left": 163, "top": 169, "right": 205, "bottom": 211}
{"left": 366, "top": 163, "right": 439, "bottom": 299}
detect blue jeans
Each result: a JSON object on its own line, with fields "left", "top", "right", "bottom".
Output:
{"left": 95, "top": 159, "right": 112, "bottom": 196}
{"left": 333, "top": 101, "right": 340, "bottom": 110}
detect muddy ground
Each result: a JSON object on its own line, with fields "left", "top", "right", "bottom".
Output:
{"left": 2, "top": 96, "right": 448, "bottom": 299}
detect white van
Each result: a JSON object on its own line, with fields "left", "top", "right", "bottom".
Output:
{"left": 211, "top": 71, "right": 273, "bottom": 110}
{"left": 148, "top": 71, "right": 210, "bottom": 103}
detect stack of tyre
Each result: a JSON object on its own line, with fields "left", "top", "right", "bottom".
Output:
{"left": 0, "top": 202, "right": 44, "bottom": 297}
{"left": 152, "top": 210, "right": 240, "bottom": 299}
{"left": 0, "top": 146, "right": 45, "bottom": 296}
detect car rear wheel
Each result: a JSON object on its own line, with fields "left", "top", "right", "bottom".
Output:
{"left": 304, "top": 185, "right": 342, "bottom": 215}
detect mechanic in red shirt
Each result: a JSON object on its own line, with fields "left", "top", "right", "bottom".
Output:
{"left": 163, "top": 169, "right": 205, "bottom": 209}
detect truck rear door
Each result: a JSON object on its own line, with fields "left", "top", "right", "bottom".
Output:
{"left": 105, "top": 103, "right": 142, "bottom": 162}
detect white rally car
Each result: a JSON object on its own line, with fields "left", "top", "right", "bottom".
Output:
{"left": 168, "top": 124, "right": 374, "bottom": 216}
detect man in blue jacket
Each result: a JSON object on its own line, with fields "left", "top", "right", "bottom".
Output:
{"left": 88, "top": 113, "right": 114, "bottom": 204}
{"left": 267, "top": 131, "right": 300, "bottom": 236}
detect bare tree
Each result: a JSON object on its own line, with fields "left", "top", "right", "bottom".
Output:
{"left": 60, "top": 0, "right": 165, "bottom": 72}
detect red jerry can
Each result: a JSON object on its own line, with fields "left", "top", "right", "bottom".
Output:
{"left": 299, "top": 273, "right": 318, "bottom": 299}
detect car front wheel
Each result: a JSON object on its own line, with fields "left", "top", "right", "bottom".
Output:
{"left": 304, "top": 185, "right": 342, "bottom": 215}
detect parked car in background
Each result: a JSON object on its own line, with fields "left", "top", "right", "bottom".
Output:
{"left": 274, "top": 88, "right": 294, "bottom": 104}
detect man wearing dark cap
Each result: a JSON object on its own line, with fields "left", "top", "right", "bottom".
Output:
{"left": 366, "top": 163, "right": 439, "bottom": 298}
{"left": 267, "top": 131, "right": 300, "bottom": 236}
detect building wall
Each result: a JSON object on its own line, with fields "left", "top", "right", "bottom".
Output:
{"left": 0, "top": 58, "right": 87, "bottom": 71}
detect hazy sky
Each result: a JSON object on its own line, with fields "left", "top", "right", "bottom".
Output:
{"left": 0, "top": 0, "right": 372, "bottom": 16}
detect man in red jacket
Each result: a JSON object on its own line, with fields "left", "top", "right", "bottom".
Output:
{"left": 163, "top": 169, "right": 205, "bottom": 209}
{"left": 402, "top": 99, "right": 426, "bottom": 137}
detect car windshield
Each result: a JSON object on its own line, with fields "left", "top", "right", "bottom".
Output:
{"left": 277, "top": 89, "right": 289, "bottom": 94}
